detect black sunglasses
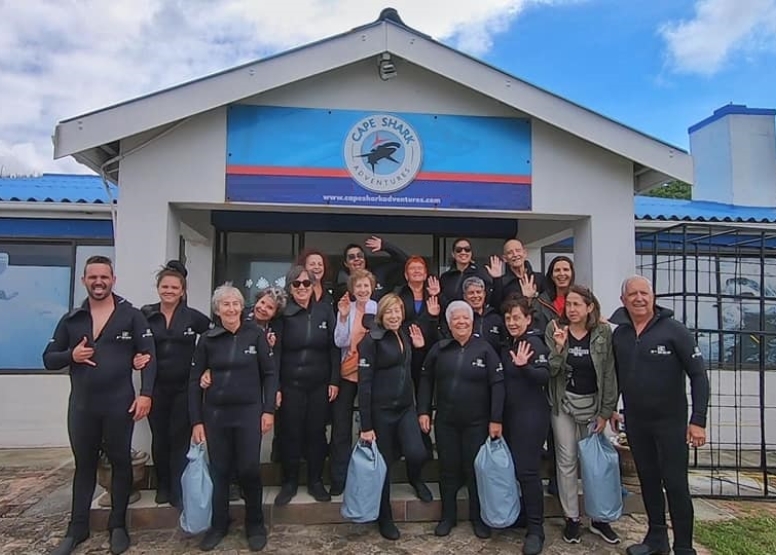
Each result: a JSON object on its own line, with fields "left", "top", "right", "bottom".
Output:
{"left": 291, "top": 279, "right": 312, "bottom": 288}
{"left": 454, "top": 246, "right": 472, "bottom": 254}
{"left": 347, "top": 252, "right": 365, "bottom": 261}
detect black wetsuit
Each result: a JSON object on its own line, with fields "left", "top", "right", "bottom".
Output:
{"left": 501, "top": 329, "right": 551, "bottom": 539}
{"left": 418, "top": 337, "right": 505, "bottom": 526}
{"left": 141, "top": 301, "right": 210, "bottom": 507}
{"left": 358, "top": 326, "right": 427, "bottom": 523}
{"left": 188, "top": 321, "right": 276, "bottom": 536}
{"left": 439, "top": 262, "right": 493, "bottom": 308}
{"left": 490, "top": 261, "right": 545, "bottom": 311}
{"left": 43, "top": 294, "right": 157, "bottom": 540}
{"left": 274, "top": 300, "right": 339, "bottom": 487}
{"left": 611, "top": 306, "right": 709, "bottom": 553}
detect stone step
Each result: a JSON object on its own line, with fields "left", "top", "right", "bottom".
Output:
{"left": 90, "top": 481, "right": 645, "bottom": 531}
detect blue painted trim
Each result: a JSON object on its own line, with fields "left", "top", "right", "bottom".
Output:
{"left": 688, "top": 104, "right": 776, "bottom": 134}
{"left": 0, "top": 218, "right": 114, "bottom": 239}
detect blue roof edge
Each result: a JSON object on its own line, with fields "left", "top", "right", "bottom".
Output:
{"left": 688, "top": 104, "right": 776, "bottom": 135}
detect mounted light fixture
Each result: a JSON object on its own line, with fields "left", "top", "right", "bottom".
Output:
{"left": 378, "top": 52, "right": 397, "bottom": 81}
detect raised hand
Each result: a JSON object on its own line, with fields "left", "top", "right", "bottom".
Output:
{"left": 510, "top": 340, "right": 534, "bottom": 367}
{"left": 519, "top": 273, "right": 537, "bottom": 298}
{"left": 337, "top": 293, "right": 351, "bottom": 319}
{"left": 132, "top": 352, "right": 151, "bottom": 371}
{"left": 426, "top": 276, "right": 441, "bottom": 297}
{"left": 426, "top": 295, "right": 440, "bottom": 317}
{"left": 551, "top": 320, "right": 569, "bottom": 352}
{"left": 72, "top": 336, "right": 96, "bottom": 366}
{"left": 485, "top": 255, "right": 503, "bottom": 279}
{"left": 409, "top": 324, "right": 425, "bottom": 349}
{"left": 365, "top": 235, "right": 383, "bottom": 253}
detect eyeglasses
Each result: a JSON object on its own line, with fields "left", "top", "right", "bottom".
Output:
{"left": 454, "top": 246, "right": 472, "bottom": 254}
{"left": 346, "top": 252, "right": 365, "bottom": 261}
{"left": 291, "top": 279, "right": 312, "bottom": 289}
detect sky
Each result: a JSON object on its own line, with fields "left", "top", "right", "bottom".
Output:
{"left": 0, "top": 0, "right": 775, "bottom": 176}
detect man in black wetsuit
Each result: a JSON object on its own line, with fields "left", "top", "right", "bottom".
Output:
{"left": 43, "top": 255, "right": 157, "bottom": 555}
{"left": 611, "top": 275, "right": 709, "bottom": 555}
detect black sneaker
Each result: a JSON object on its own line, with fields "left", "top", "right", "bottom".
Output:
{"left": 199, "top": 528, "right": 227, "bottom": 551}
{"left": 50, "top": 535, "right": 89, "bottom": 555}
{"left": 523, "top": 533, "right": 544, "bottom": 555}
{"left": 307, "top": 481, "right": 332, "bottom": 502}
{"left": 378, "top": 519, "right": 400, "bottom": 540}
{"left": 246, "top": 526, "right": 268, "bottom": 552}
{"left": 274, "top": 482, "right": 298, "bottom": 506}
{"left": 563, "top": 518, "right": 581, "bottom": 544}
{"left": 154, "top": 488, "right": 170, "bottom": 505}
{"left": 590, "top": 521, "right": 621, "bottom": 544}
{"left": 410, "top": 480, "right": 433, "bottom": 503}
{"left": 329, "top": 482, "right": 345, "bottom": 496}
{"left": 109, "top": 528, "right": 130, "bottom": 555}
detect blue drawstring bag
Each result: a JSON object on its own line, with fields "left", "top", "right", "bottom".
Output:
{"left": 179, "top": 442, "right": 213, "bottom": 534}
{"left": 474, "top": 437, "right": 521, "bottom": 528}
{"left": 341, "top": 440, "right": 387, "bottom": 523}
{"left": 578, "top": 432, "right": 623, "bottom": 523}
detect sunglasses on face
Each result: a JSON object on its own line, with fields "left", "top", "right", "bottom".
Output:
{"left": 291, "top": 279, "right": 312, "bottom": 289}
{"left": 454, "top": 246, "right": 472, "bottom": 254}
{"left": 346, "top": 252, "right": 365, "bottom": 261}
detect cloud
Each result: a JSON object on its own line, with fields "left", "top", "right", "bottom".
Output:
{"left": 0, "top": 0, "right": 580, "bottom": 175}
{"left": 660, "top": 0, "right": 776, "bottom": 75}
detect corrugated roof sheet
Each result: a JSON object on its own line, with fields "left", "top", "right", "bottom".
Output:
{"left": 0, "top": 173, "right": 116, "bottom": 204}
{"left": 634, "top": 196, "right": 776, "bottom": 223}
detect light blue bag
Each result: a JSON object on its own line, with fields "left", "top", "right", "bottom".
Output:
{"left": 340, "top": 440, "right": 387, "bottom": 523}
{"left": 179, "top": 442, "right": 213, "bottom": 534}
{"left": 578, "top": 432, "right": 623, "bottom": 523}
{"left": 474, "top": 437, "right": 521, "bottom": 528}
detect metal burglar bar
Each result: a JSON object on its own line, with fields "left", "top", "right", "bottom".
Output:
{"left": 636, "top": 223, "right": 776, "bottom": 499}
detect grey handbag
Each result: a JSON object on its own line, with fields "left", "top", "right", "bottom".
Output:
{"left": 562, "top": 391, "right": 598, "bottom": 424}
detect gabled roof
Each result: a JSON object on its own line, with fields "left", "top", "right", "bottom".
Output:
{"left": 53, "top": 9, "right": 692, "bottom": 189}
{"left": 0, "top": 173, "right": 115, "bottom": 204}
{"left": 635, "top": 195, "right": 776, "bottom": 223}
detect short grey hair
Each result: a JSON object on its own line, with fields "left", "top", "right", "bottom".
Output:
{"left": 284, "top": 265, "right": 307, "bottom": 294}
{"left": 212, "top": 282, "right": 245, "bottom": 314}
{"left": 445, "top": 300, "right": 474, "bottom": 326}
{"left": 621, "top": 275, "right": 654, "bottom": 296}
{"left": 255, "top": 286, "right": 288, "bottom": 313}
{"left": 462, "top": 276, "right": 486, "bottom": 293}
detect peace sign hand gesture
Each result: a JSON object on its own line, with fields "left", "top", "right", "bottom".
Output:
{"left": 551, "top": 320, "right": 569, "bottom": 352}
{"left": 409, "top": 324, "right": 425, "bottom": 349}
{"left": 510, "top": 340, "right": 534, "bottom": 367}
{"left": 519, "top": 273, "right": 537, "bottom": 298}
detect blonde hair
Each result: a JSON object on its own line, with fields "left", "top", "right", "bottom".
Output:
{"left": 347, "top": 269, "right": 376, "bottom": 294}
{"left": 376, "top": 293, "right": 405, "bottom": 327}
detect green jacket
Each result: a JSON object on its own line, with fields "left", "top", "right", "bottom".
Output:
{"left": 545, "top": 321, "right": 619, "bottom": 419}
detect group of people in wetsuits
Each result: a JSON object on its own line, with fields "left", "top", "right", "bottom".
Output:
{"left": 44, "top": 234, "right": 710, "bottom": 555}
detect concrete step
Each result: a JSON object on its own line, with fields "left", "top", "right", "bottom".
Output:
{"left": 90, "top": 481, "right": 645, "bottom": 531}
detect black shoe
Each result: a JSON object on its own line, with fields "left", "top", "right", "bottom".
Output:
{"left": 378, "top": 519, "right": 400, "bottom": 540}
{"left": 472, "top": 520, "right": 491, "bottom": 539}
{"left": 51, "top": 535, "right": 88, "bottom": 555}
{"left": 562, "top": 518, "right": 581, "bottom": 544}
{"left": 329, "top": 482, "right": 345, "bottom": 496}
{"left": 109, "top": 528, "right": 130, "bottom": 555}
{"left": 523, "top": 534, "right": 544, "bottom": 555}
{"left": 274, "top": 482, "right": 298, "bottom": 506}
{"left": 626, "top": 544, "right": 671, "bottom": 555}
{"left": 434, "top": 520, "right": 456, "bottom": 537}
{"left": 410, "top": 480, "right": 433, "bottom": 503}
{"left": 246, "top": 528, "right": 268, "bottom": 552}
{"left": 590, "top": 521, "right": 621, "bottom": 544}
{"left": 154, "top": 488, "right": 170, "bottom": 504}
{"left": 307, "top": 481, "right": 331, "bottom": 502}
{"left": 199, "top": 528, "right": 227, "bottom": 551}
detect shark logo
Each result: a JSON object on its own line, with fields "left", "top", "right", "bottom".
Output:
{"left": 344, "top": 114, "right": 423, "bottom": 194}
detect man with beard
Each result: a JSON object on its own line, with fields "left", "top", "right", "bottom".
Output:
{"left": 43, "top": 256, "right": 157, "bottom": 555}
{"left": 488, "top": 238, "right": 545, "bottom": 310}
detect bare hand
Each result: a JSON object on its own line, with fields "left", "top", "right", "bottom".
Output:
{"left": 426, "top": 276, "right": 441, "bottom": 297}
{"left": 72, "top": 336, "right": 96, "bottom": 366}
{"left": 337, "top": 293, "right": 351, "bottom": 319}
{"left": 592, "top": 416, "right": 607, "bottom": 434}
{"left": 419, "top": 415, "right": 431, "bottom": 434}
{"left": 266, "top": 330, "right": 277, "bottom": 348}
{"left": 426, "top": 295, "right": 440, "bottom": 317}
{"left": 261, "top": 413, "right": 274, "bottom": 435}
{"left": 360, "top": 430, "right": 376, "bottom": 443}
{"left": 328, "top": 385, "right": 339, "bottom": 402}
{"left": 489, "top": 422, "right": 503, "bottom": 438}
{"left": 485, "top": 255, "right": 503, "bottom": 279}
{"left": 129, "top": 395, "right": 152, "bottom": 421}
{"left": 200, "top": 369, "right": 212, "bottom": 389}
{"left": 365, "top": 236, "right": 382, "bottom": 253}
{"left": 609, "top": 412, "right": 623, "bottom": 433}
{"left": 687, "top": 424, "right": 706, "bottom": 448}
{"left": 192, "top": 423, "right": 206, "bottom": 444}
{"left": 132, "top": 352, "right": 151, "bottom": 371}
{"left": 519, "top": 273, "right": 537, "bottom": 298}
{"left": 409, "top": 324, "right": 425, "bottom": 349}
{"left": 276, "top": 390, "right": 282, "bottom": 408}
{"left": 510, "top": 340, "right": 534, "bottom": 367}
{"left": 551, "top": 320, "right": 569, "bottom": 352}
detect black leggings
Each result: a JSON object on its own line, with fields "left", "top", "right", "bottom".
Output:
{"left": 505, "top": 404, "right": 550, "bottom": 538}
{"left": 434, "top": 418, "right": 488, "bottom": 524}
{"left": 329, "top": 379, "right": 358, "bottom": 487}
{"left": 148, "top": 384, "right": 189, "bottom": 505}
{"left": 279, "top": 382, "right": 329, "bottom": 484}
{"left": 204, "top": 403, "right": 264, "bottom": 534}
{"left": 67, "top": 399, "right": 134, "bottom": 538}
{"left": 372, "top": 406, "right": 427, "bottom": 522}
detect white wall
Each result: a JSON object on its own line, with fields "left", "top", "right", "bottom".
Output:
{"left": 0, "top": 375, "right": 70, "bottom": 447}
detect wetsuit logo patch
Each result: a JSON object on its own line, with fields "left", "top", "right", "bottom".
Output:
{"left": 318, "top": 321, "right": 328, "bottom": 330}
{"left": 116, "top": 331, "right": 133, "bottom": 341}
{"left": 650, "top": 345, "right": 673, "bottom": 356}
{"left": 472, "top": 358, "right": 486, "bottom": 368}
{"left": 244, "top": 345, "right": 257, "bottom": 355}
{"left": 358, "top": 358, "right": 370, "bottom": 368}
{"left": 489, "top": 326, "right": 500, "bottom": 334}
{"left": 692, "top": 346, "right": 702, "bottom": 358}
{"left": 141, "top": 328, "right": 153, "bottom": 338}
{"left": 183, "top": 327, "right": 196, "bottom": 336}
{"left": 536, "top": 354, "right": 548, "bottom": 364}
{"left": 496, "top": 363, "right": 504, "bottom": 373}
